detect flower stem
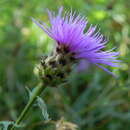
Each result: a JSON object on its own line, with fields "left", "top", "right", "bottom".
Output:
{"left": 11, "top": 85, "right": 45, "bottom": 130}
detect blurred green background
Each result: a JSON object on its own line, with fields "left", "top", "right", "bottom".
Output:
{"left": 0, "top": 0, "right": 130, "bottom": 130}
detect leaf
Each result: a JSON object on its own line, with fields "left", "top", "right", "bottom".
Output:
{"left": 25, "top": 86, "right": 33, "bottom": 99}
{"left": 13, "top": 123, "right": 26, "bottom": 128}
{"left": 36, "top": 97, "right": 50, "bottom": 121}
{"left": 0, "top": 121, "right": 26, "bottom": 130}
{"left": 0, "top": 121, "right": 14, "bottom": 130}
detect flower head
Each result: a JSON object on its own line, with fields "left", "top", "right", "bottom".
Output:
{"left": 32, "top": 7, "right": 120, "bottom": 76}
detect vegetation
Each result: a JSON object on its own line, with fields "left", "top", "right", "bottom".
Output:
{"left": 0, "top": 0, "right": 130, "bottom": 129}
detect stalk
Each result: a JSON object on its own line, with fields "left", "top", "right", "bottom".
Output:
{"left": 11, "top": 85, "right": 45, "bottom": 130}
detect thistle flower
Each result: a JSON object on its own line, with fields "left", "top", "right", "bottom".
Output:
{"left": 32, "top": 7, "right": 120, "bottom": 78}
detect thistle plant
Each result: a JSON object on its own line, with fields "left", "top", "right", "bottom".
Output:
{"left": 33, "top": 7, "right": 120, "bottom": 77}
{"left": 10, "top": 7, "right": 120, "bottom": 130}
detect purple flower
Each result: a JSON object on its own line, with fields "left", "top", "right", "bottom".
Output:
{"left": 32, "top": 7, "right": 120, "bottom": 76}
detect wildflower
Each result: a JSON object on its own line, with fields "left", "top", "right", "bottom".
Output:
{"left": 32, "top": 7, "right": 120, "bottom": 79}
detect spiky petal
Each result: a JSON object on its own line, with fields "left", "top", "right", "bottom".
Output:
{"left": 32, "top": 7, "right": 120, "bottom": 76}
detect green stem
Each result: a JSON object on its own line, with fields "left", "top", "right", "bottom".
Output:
{"left": 11, "top": 85, "right": 45, "bottom": 130}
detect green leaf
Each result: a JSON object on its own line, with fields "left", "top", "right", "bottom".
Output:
{"left": 36, "top": 97, "right": 50, "bottom": 121}
{"left": 13, "top": 123, "right": 26, "bottom": 128}
{"left": 0, "top": 121, "right": 25, "bottom": 130}
{"left": 0, "top": 121, "right": 14, "bottom": 130}
{"left": 25, "top": 86, "right": 33, "bottom": 99}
